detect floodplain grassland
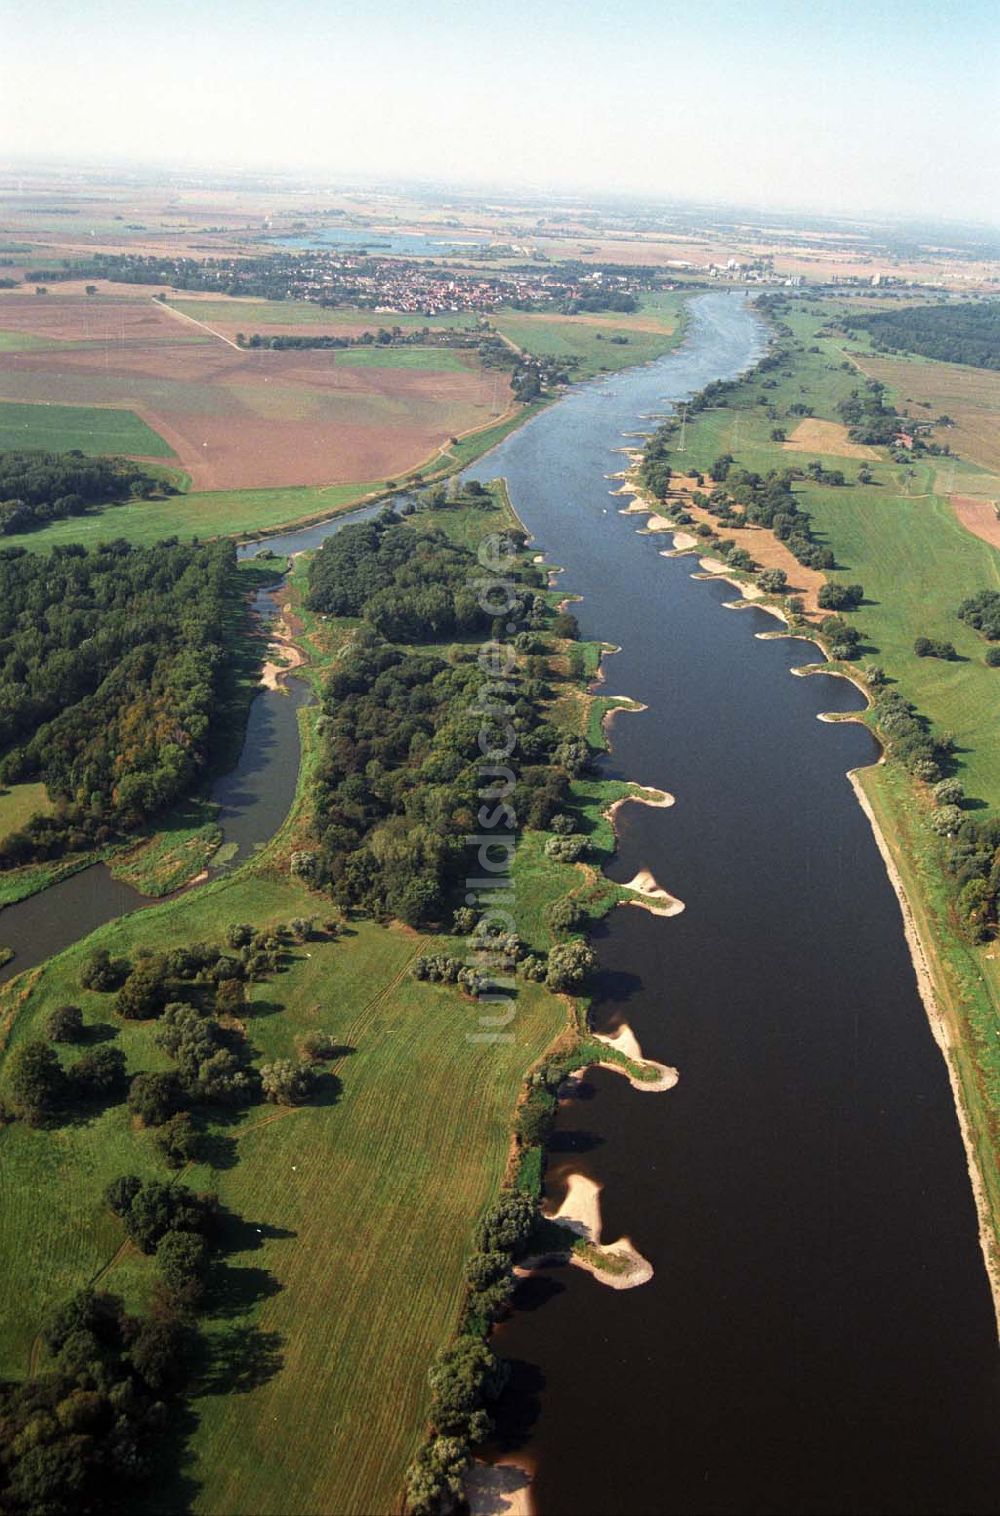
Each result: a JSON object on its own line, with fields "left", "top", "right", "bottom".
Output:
{"left": 494, "top": 290, "right": 688, "bottom": 379}
{"left": 0, "top": 784, "right": 54, "bottom": 843}
{"left": 673, "top": 294, "right": 1000, "bottom": 1263}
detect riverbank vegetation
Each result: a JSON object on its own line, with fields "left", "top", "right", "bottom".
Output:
{"left": 636, "top": 291, "right": 1000, "bottom": 1273}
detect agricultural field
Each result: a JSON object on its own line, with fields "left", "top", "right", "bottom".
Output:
{"left": 0, "top": 287, "right": 511, "bottom": 493}
{"left": 494, "top": 290, "right": 687, "bottom": 379}
{"left": 167, "top": 296, "right": 482, "bottom": 341}
{"left": 850, "top": 348, "right": 1000, "bottom": 477}
{"left": 0, "top": 398, "right": 174, "bottom": 456}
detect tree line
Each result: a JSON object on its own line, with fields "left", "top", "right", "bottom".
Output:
{"left": 0, "top": 450, "right": 169, "bottom": 536}
{"left": 840, "top": 301, "right": 1000, "bottom": 371}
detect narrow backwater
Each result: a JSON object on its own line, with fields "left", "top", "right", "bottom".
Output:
{"left": 0, "top": 508, "right": 383, "bottom": 984}
{"left": 464, "top": 295, "right": 999, "bottom": 1514}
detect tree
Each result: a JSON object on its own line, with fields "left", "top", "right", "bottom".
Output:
{"left": 260, "top": 1059, "right": 315, "bottom": 1105}
{"left": 545, "top": 940, "right": 597, "bottom": 991}
{"left": 46, "top": 1004, "right": 85, "bottom": 1043}
{"left": 477, "top": 1190, "right": 536, "bottom": 1253}
{"left": 153, "top": 1112, "right": 198, "bottom": 1169}
{"left": 71, "top": 1045, "right": 127, "bottom": 1101}
{"left": 7, "top": 1039, "right": 66, "bottom": 1121}
{"left": 80, "top": 948, "right": 130, "bottom": 993}
{"left": 818, "top": 582, "right": 863, "bottom": 612}
{"left": 128, "top": 1071, "right": 186, "bottom": 1127}
{"left": 107, "top": 1177, "right": 214, "bottom": 1253}
{"left": 757, "top": 568, "right": 787, "bottom": 595}
{"left": 155, "top": 1230, "right": 209, "bottom": 1304}
{"left": 405, "top": 1436, "right": 470, "bottom": 1516}
{"left": 128, "top": 1317, "right": 187, "bottom": 1393}
{"left": 298, "top": 1031, "right": 341, "bottom": 1063}
{"left": 115, "top": 960, "right": 169, "bottom": 1020}
{"left": 428, "top": 1336, "right": 509, "bottom": 1439}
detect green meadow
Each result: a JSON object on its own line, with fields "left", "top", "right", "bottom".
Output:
{"left": 0, "top": 400, "right": 175, "bottom": 456}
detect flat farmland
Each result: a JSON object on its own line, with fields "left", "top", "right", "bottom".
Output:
{"left": 0, "top": 399, "right": 174, "bottom": 457}
{"left": 851, "top": 348, "right": 1000, "bottom": 475}
{"left": 167, "top": 295, "right": 481, "bottom": 341}
{"left": 0, "top": 289, "right": 506, "bottom": 490}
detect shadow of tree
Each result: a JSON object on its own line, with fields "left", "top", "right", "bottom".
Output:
{"left": 197, "top": 1324, "right": 284, "bottom": 1396}
{"left": 204, "top": 1262, "right": 282, "bottom": 1319}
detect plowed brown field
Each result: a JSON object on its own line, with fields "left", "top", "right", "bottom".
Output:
{"left": 0, "top": 289, "right": 501, "bottom": 489}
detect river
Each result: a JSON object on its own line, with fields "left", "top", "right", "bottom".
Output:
{"left": 462, "top": 294, "right": 999, "bottom": 1514}
{"left": 1, "top": 294, "right": 996, "bottom": 1511}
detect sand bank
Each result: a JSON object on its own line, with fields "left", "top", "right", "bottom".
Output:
{"left": 621, "top": 867, "right": 685, "bottom": 918}
{"left": 668, "top": 530, "right": 700, "bottom": 552}
{"left": 592, "top": 1022, "right": 679, "bottom": 1092}
{"left": 259, "top": 610, "right": 306, "bottom": 691}
{"left": 532, "top": 1173, "right": 654, "bottom": 1290}
{"left": 603, "top": 787, "right": 675, "bottom": 831}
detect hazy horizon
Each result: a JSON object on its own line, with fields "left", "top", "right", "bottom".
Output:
{"left": 4, "top": 0, "right": 999, "bottom": 224}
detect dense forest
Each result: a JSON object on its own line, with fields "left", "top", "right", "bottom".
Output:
{"left": 840, "top": 301, "right": 1000, "bottom": 370}
{"left": 0, "top": 450, "right": 168, "bottom": 535}
{"left": 303, "top": 508, "right": 588, "bottom": 925}
{"left": 0, "top": 539, "right": 237, "bottom": 867}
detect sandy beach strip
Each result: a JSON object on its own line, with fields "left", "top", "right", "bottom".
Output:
{"left": 466, "top": 1457, "right": 535, "bottom": 1516}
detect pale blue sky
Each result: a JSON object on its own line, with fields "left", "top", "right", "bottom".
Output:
{"left": 4, "top": 0, "right": 999, "bottom": 221}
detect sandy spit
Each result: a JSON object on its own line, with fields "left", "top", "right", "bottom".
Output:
{"left": 529, "top": 1173, "right": 655, "bottom": 1290}
{"left": 592, "top": 1022, "right": 679, "bottom": 1092}
{"left": 847, "top": 770, "right": 1000, "bottom": 1334}
{"left": 604, "top": 787, "right": 675, "bottom": 828}
{"left": 621, "top": 868, "right": 685, "bottom": 918}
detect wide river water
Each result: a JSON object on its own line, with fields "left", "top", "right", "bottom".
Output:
{"left": 0, "top": 294, "right": 995, "bottom": 1510}
{"left": 463, "top": 294, "right": 999, "bottom": 1514}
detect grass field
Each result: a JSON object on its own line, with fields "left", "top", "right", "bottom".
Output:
{"left": 1, "top": 481, "right": 379, "bottom": 551}
{"left": 0, "top": 399, "right": 174, "bottom": 456}
{"left": 0, "top": 783, "right": 53, "bottom": 844}
{"left": 334, "top": 345, "right": 466, "bottom": 371}
{"left": 494, "top": 291, "right": 687, "bottom": 379}
{"left": 169, "top": 299, "right": 480, "bottom": 336}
